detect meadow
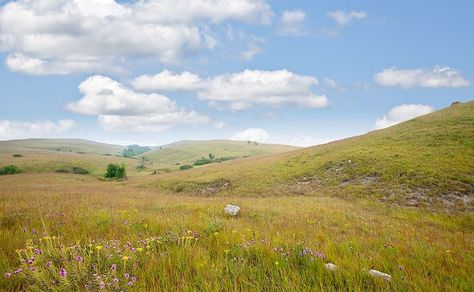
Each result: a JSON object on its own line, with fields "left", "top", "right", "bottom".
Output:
{"left": 0, "top": 174, "right": 473, "bottom": 291}
{"left": 0, "top": 102, "right": 473, "bottom": 290}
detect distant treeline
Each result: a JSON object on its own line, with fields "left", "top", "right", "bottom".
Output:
{"left": 122, "top": 144, "right": 150, "bottom": 157}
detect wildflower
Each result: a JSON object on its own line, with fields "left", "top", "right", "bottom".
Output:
{"left": 95, "top": 245, "right": 103, "bottom": 251}
{"left": 131, "top": 276, "right": 137, "bottom": 283}
{"left": 22, "top": 227, "right": 27, "bottom": 233}
{"left": 99, "top": 281, "right": 106, "bottom": 289}
{"left": 59, "top": 268, "right": 67, "bottom": 278}
{"left": 34, "top": 249, "right": 42, "bottom": 255}
{"left": 29, "top": 267, "right": 36, "bottom": 271}
{"left": 213, "top": 232, "right": 219, "bottom": 236}
{"left": 136, "top": 247, "right": 144, "bottom": 253}
{"left": 275, "top": 261, "right": 279, "bottom": 266}
{"left": 76, "top": 255, "right": 83, "bottom": 262}
{"left": 14, "top": 268, "right": 23, "bottom": 274}
{"left": 110, "top": 264, "right": 117, "bottom": 271}
{"left": 122, "top": 256, "right": 130, "bottom": 261}
{"left": 45, "top": 261, "right": 52, "bottom": 267}
{"left": 113, "top": 278, "right": 119, "bottom": 284}
{"left": 124, "top": 273, "right": 130, "bottom": 279}
{"left": 128, "top": 282, "right": 134, "bottom": 286}
{"left": 4, "top": 272, "right": 12, "bottom": 278}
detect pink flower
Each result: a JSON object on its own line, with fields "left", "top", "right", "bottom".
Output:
{"left": 99, "top": 281, "right": 106, "bottom": 289}
{"left": 59, "top": 268, "right": 67, "bottom": 278}
{"left": 110, "top": 264, "right": 117, "bottom": 271}
{"left": 45, "top": 261, "right": 52, "bottom": 267}
{"left": 4, "top": 272, "right": 12, "bottom": 278}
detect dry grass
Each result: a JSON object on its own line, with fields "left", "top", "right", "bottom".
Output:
{"left": 1, "top": 173, "right": 473, "bottom": 290}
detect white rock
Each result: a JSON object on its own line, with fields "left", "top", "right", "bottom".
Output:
{"left": 369, "top": 269, "right": 391, "bottom": 281}
{"left": 325, "top": 263, "right": 337, "bottom": 271}
{"left": 224, "top": 204, "right": 240, "bottom": 216}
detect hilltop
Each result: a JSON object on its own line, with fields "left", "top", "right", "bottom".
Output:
{"left": 0, "top": 138, "right": 297, "bottom": 176}
{"left": 147, "top": 101, "right": 474, "bottom": 211}
{"left": 140, "top": 140, "right": 298, "bottom": 171}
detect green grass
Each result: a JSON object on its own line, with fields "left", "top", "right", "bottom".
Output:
{"left": 0, "top": 102, "right": 473, "bottom": 290}
{"left": 148, "top": 101, "right": 474, "bottom": 211}
{"left": 140, "top": 140, "right": 297, "bottom": 171}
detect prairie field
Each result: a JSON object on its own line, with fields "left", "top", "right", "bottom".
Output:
{"left": 0, "top": 102, "right": 473, "bottom": 291}
{"left": 0, "top": 174, "right": 473, "bottom": 291}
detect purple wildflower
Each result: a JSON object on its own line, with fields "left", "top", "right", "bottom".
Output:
{"left": 113, "top": 278, "right": 119, "bottom": 284}
{"left": 99, "top": 281, "right": 106, "bottom": 290}
{"left": 22, "top": 226, "right": 27, "bottom": 233}
{"left": 45, "top": 261, "right": 52, "bottom": 267}
{"left": 4, "top": 272, "right": 12, "bottom": 278}
{"left": 59, "top": 268, "right": 67, "bottom": 278}
{"left": 76, "top": 255, "right": 83, "bottom": 262}
{"left": 34, "top": 249, "right": 42, "bottom": 255}
{"left": 29, "top": 267, "right": 36, "bottom": 271}
{"left": 110, "top": 264, "right": 117, "bottom": 271}
{"left": 14, "top": 268, "right": 22, "bottom": 274}
{"left": 128, "top": 281, "right": 134, "bottom": 286}
{"left": 131, "top": 276, "right": 137, "bottom": 283}
{"left": 124, "top": 273, "right": 129, "bottom": 279}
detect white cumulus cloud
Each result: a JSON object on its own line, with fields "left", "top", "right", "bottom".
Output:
{"left": 131, "top": 70, "right": 203, "bottom": 92}
{"left": 328, "top": 10, "right": 366, "bottom": 26}
{"left": 278, "top": 9, "right": 306, "bottom": 36}
{"left": 374, "top": 104, "right": 434, "bottom": 129}
{"left": 132, "top": 69, "right": 329, "bottom": 110}
{"left": 230, "top": 128, "right": 270, "bottom": 143}
{"left": 374, "top": 66, "right": 470, "bottom": 89}
{"left": 0, "top": 0, "right": 273, "bottom": 75}
{"left": 0, "top": 119, "right": 75, "bottom": 140}
{"left": 67, "top": 75, "right": 210, "bottom": 133}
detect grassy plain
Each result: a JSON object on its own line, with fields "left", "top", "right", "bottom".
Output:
{"left": 0, "top": 102, "right": 473, "bottom": 290}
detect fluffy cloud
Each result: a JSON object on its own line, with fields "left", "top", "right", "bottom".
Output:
{"left": 240, "top": 36, "right": 265, "bottom": 60}
{"left": 0, "top": 119, "right": 75, "bottom": 140}
{"left": 132, "top": 69, "right": 329, "bottom": 110}
{"left": 278, "top": 9, "right": 306, "bottom": 36}
{"left": 131, "top": 70, "right": 202, "bottom": 91}
{"left": 67, "top": 76, "right": 177, "bottom": 115}
{"left": 0, "top": 0, "right": 273, "bottom": 75}
{"left": 230, "top": 128, "right": 270, "bottom": 143}
{"left": 328, "top": 10, "right": 366, "bottom": 26}
{"left": 67, "top": 75, "right": 210, "bottom": 133}
{"left": 374, "top": 104, "right": 434, "bottom": 129}
{"left": 374, "top": 66, "right": 470, "bottom": 89}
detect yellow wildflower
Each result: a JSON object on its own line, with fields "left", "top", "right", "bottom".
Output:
{"left": 137, "top": 247, "right": 144, "bottom": 252}
{"left": 95, "top": 245, "right": 103, "bottom": 251}
{"left": 122, "top": 256, "right": 130, "bottom": 261}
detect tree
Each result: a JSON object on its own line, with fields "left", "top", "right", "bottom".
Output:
{"left": 208, "top": 153, "right": 215, "bottom": 160}
{"left": 104, "top": 163, "right": 126, "bottom": 179}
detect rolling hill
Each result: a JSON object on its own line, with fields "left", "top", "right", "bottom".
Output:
{"left": 140, "top": 140, "right": 298, "bottom": 171}
{"left": 146, "top": 101, "right": 474, "bottom": 211}
{"left": 0, "top": 138, "right": 297, "bottom": 176}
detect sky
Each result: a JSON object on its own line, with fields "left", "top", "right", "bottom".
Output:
{"left": 0, "top": 0, "right": 473, "bottom": 146}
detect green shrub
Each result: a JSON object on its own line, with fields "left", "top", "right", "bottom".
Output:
{"left": 56, "top": 167, "right": 89, "bottom": 174}
{"left": 0, "top": 165, "right": 20, "bottom": 175}
{"left": 12, "top": 154, "right": 23, "bottom": 158}
{"left": 104, "top": 163, "right": 126, "bottom": 179}
{"left": 179, "top": 165, "right": 193, "bottom": 171}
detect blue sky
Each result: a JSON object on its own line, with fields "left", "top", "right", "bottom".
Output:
{"left": 0, "top": 0, "right": 472, "bottom": 146}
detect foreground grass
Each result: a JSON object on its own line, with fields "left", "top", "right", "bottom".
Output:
{"left": 1, "top": 174, "right": 473, "bottom": 290}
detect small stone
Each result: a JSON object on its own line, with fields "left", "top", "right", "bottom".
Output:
{"left": 224, "top": 205, "right": 240, "bottom": 216}
{"left": 369, "top": 269, "right": 391, "bottom": 281}
{"left": 325, "top": 263, "right": 337, "bottom": 271}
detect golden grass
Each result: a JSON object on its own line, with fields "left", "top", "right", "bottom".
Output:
{"left": 1, "top": 173, "right": 473, "bottom": 290}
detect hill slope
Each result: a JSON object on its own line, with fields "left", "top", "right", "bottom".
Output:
{"left": 147, "top": 101, "right": 474, "bottom": 211}
{"left": 140, "top": 140, "right": 298, "bottom": 170}
{"left": 0, "top": 138, "right": 125, "bottom": 155}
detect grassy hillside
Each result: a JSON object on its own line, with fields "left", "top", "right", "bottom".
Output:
{"left": 147, "top": 101, "right": 474, "bottom": 211}
{"left": 0, "top": 138, "right": 125, "bottom": 155}
{"left": 140, "top": 140, "right": 298, "bottom": 171}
